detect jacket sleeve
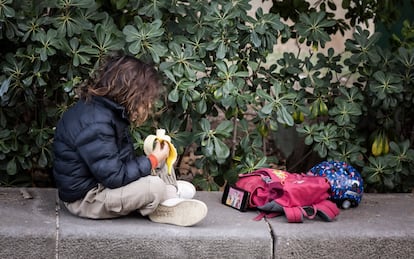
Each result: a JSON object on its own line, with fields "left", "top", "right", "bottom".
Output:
{"left": 75, "top": 122, "right": 152, "bottom": 188}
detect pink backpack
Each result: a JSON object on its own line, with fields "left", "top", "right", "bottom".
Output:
{"left": 235, "top": 168, "right": 340, "bottom": 223}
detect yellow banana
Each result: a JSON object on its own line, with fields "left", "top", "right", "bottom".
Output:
{"left": 143, "top": 129, "right": 177, "bottom": 175}
{"left": 310, "top": 102, "right": 319, "bottom": 118}
{"left": 292, "top": 110, "right": 304, "bottom": 123}
{"left": 319, "top": 101, "right": 328, "bottom": 116}
{"left": 371, "top": 134, "right": 382, "bottom": 157}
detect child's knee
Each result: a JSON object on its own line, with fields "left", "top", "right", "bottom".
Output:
{"left": 147, "top": 175, "right": 168, "bottom": 196}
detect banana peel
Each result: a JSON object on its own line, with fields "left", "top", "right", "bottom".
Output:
{"left": 144, "top": 129, "right": 177, "bottom": 175}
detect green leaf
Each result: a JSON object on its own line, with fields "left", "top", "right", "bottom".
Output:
{"left": 1, "top": 2, "right": 15, "bottom": 18}
{"left": 261, "top": 103, "right": 273, "bottom": 115}
{"left": 276, "top": 105, "right": 294, "bottom": 126}
{"left": 217, "top": 42, "right": 226, "bottom": 59}
{"left": 0, "top": 129, "right": 10, "bottom": 138}
{"left": 34, "top": 29, "right": 60, "bottom": 61}
{"left": 7, "top": 158, "right": 17, "bottom": 175}
{"left": 215, "top": 120, "right": 233, "bottom": 136}
{"left": 196, "top": 99, "right": 207, "bottom": 114}
{"left": 138, "top": 0, "right": 166, "bottom": 19}
{"left": 168, "top": 88, "right": 179, "bottom": 102}
{"left": 113, "top": 0, "right": 128, "bottom": 9}
{"left": 199, "top": 118, "right": 211, "bottom": 132}
{"left": 251, "top": 30, "right": 261, "bottom": 47}
{"left": 370, "top": 71, "right": 403, "bottom": 99}
{"left": 215, "top": 61, "right": 228, "bottom": 73}
{"left": 38, "top": 149, "right": 48, "bottom": 168}
{"left": 0, "top": 78, "right": 10, "bottom": 97}
{"left": 213, "top": 137, "right": 230, "bottom": 160}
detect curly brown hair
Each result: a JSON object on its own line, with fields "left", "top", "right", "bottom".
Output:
{"left": 80, "top": 55, "right": 163, "bottom": 126}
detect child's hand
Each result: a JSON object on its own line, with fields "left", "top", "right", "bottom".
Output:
{"left": 151, "top": 141, "right": 170, "bottom": 164}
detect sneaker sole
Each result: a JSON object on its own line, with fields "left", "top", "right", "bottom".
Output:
{"left": 149, "top": 200, "right": 208, "bottom": 227}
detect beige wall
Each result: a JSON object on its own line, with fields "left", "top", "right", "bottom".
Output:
{"left": 249, "top": 0, "right": 374, "bottom": 55}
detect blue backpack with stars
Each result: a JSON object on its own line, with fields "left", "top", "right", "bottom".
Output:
{"left": 307, "top": 161, "right": 364, "bottom": 209}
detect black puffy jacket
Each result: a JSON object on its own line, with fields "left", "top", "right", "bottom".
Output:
{"left": 53, "top": 96, "right": 152, "bottom": 202}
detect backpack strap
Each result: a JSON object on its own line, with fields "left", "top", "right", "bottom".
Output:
{"left": 283, "top": 207, "right": 305, "bottom": 223}
{"left": 254, "top": 202, "right": 338, "bottom": 223}
{"left": 302, "top": 205, "right": 318, "bottom": 220}
{"left": 254, "top": 201, "right": 284, "bottom": 221}
{"left": 253, "top": 211, "right": 282, "bottom": 221}
{"left": 314, "top": 200, "right": 340, "bottom": 222}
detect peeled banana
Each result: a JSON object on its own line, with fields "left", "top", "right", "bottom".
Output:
{"left": 143, "top": 129, "right": 177, "bottom": 175}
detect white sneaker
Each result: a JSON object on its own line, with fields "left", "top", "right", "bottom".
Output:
{"left": 149, "top": 198, "right": 208, "bottom": 227}
{"left": 176, "top": 180, "right": 196, "bottom": 199}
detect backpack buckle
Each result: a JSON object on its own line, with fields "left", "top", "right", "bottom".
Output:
{"left": 262, "top": 176, "right": 272, "bottom": 183}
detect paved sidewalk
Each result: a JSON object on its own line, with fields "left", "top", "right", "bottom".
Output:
{"left": 0, "top": 187, "right": 413, "bottom": 259}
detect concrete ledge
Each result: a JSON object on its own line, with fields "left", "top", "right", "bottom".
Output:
{"left": 270, "top": 193, "right": 414, "bottom": 259}
{"left": 0, "top": 188, "right": 56, "bottom": 259}
{"left": 0, "top": 188, "right": 413, "bottom": 259}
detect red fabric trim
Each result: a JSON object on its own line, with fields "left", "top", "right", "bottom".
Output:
{"left": 148, "top": 154, "right": 158, "bottom": 169}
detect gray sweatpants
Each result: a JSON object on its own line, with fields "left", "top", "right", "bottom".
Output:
{"left": 64, "top": 165, "right": 178, "bottom": 219}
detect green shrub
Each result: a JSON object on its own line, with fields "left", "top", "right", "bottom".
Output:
{"left": 0, "top": 0, "right": 413, "bottom": 192}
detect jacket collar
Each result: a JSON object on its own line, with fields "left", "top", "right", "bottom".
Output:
{"left": 92, "top": 96, "right": 130, "bottom": 121}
